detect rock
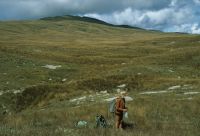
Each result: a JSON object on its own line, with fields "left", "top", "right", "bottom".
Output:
{"left": 76, "top": 121, "right": 87, "bottom": 127}
{"left": 124, "top": 96, "right": 133, "bottom": 101}
{"left": 62, "top": 78, "right": 67, "bottom": 82}
{"left": 140, "top": 90, "right": 169, "bottom": 95}
{"left": 100, "top": 90, "right": 108, "bottom": 94}
{"left": 13, "top": 90, "right": 22, "bottom": 94}
{"left": 168, "top": 69, "right": 174, "bottom": 73}
{"left": 168, "top": 85, "right": 181, "bottom": 90}
{"left": 69, "top": 96, "right": 86, "bottom": 102}
{"left": 169, "top": 41, "right": 175, "bottom": 45}
{"left": 117, "top": 84, "right": 126, "bottom": 88}
{"left": 184, "top": 92, "right": 200, "bottom": 95}
{"left": 116, "top": 88, "right": 121, "bottom": 93}
{"left": 105, "top": 97, "right": 116, "bottom": 102}
{"left": 42, "top": 65, "right": 62, "bottom": 70}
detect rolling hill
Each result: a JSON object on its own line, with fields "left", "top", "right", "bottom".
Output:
{"left": 0, "top": 15, "right": 200, "bottom": 136}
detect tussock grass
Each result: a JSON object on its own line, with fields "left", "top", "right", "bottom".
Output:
{"left": 1, "top": 93, "right": 200, "bottom": 136}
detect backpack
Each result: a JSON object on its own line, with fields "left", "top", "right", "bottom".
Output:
{"left": 95, "top": 115, "right": 107, "bottom": 128}
{"left": 109, "top": 98, "right": 116, "bottom": 113}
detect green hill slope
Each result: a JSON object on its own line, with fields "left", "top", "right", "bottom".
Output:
{"left": 0, "top": 15, "right": 200, "bottom": 136}
{"left": 0, "top": 15, "right": 199, "bottom": 90}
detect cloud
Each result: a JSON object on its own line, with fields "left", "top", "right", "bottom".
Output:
{"left": 85, "top": 1, "right": 200, "bottom": 34}
{"left": 0, "top": 0, "right": 200, "bottom": 33}
{"left": 166, "top": 23, "right": 200, "bottom": 34}
{"left": 0, "top": 0, "right": 171, "bottom": 19}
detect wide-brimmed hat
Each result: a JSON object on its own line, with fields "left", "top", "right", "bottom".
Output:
{"left": 120, "top": 91, "right": 128, "bottom": 95}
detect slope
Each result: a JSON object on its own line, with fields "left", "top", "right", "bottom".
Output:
{"left": 0, "top": 15, "right": 200, "bottom": 136}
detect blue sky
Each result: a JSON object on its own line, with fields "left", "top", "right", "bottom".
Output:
{"left": 1, "top": 0, "right": 200, "bottom": 34}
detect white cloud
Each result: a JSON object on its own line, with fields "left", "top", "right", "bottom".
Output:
{"left": 0, "top": 0, "right": 178, "bottom": 21}
{"left": 167, "top": 23, "right": 200, "bottom": 34}
{"left": 194, "top": 0, "right": 200, "bottom": 4}
{"left": 85, "top": 4, "right": 200, "bottom": 34}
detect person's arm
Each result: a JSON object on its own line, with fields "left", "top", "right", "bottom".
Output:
{"left": 123, "top": 99, "right": 128, "bottom": 111}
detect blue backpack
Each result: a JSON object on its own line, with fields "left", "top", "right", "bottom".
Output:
{"left": 109, "top": 98, "right": 116, "bottom": 113}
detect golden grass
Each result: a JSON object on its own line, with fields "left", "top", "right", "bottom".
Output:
{"left": 0, "top": 15, "right": 200, "bottom": 135}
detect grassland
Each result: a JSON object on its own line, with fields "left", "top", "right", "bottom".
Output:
{"left": 0, "top": 15, "right": 200, "bottom": 136}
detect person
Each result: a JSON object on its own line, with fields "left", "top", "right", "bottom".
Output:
{"left": 115, "top": 91, "right": 128, "bottom": 129}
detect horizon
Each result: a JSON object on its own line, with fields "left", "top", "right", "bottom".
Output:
{"left": 0, "top": 0, "right": 200, "bottom": 34}
{"left": 0, "top": 15, "right": 196, "bottom": 35}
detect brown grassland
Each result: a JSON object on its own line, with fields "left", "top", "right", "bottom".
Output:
{"left": 0, "top": 16, "right": 200, "bottom": 136}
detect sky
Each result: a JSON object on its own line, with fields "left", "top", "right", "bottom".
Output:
{"left": 0, "top": 0, "right": 200, "bottom": 34}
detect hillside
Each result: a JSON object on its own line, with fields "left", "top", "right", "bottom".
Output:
{"left": 0, "top": 15, "right": 200, "bottom": 136}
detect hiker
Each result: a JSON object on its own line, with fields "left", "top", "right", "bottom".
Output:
{"left": 115, "top": 91, "right": 128, "bottom": 129}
